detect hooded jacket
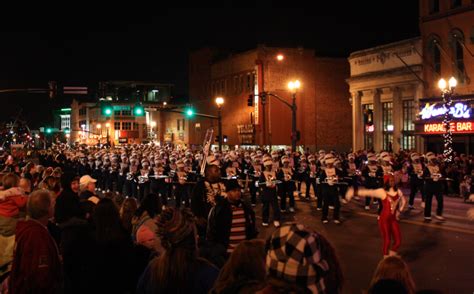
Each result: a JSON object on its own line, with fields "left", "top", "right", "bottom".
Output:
{"left": 54, "top": 173, "right": 81, "bottom": 224}
{"left": 9, "top": 219, "right": 62, "bottom": 294}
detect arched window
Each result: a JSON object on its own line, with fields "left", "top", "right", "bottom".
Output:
{"left": 429, "top": 0, "right": 439, "bottom": 14}
{"left": 450, "top": 29, "right": 465, "bottom": 83}
{"left": 427, "top": 35, "right": 442, "bottom": 78}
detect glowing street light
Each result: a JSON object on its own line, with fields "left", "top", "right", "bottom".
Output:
{"left": 288, "top": 80, "right": 301, "bottom": 92}
{"left": 276, "top": 54, "right": 284, "bottom": 61}
{"left": 215, "top": 97, "right": 224, "bottom": 107}
{"left": 150, "top": 121, "right": 157, "bottom": 128}
{"left": 96, "top": 124, "right": 102, "bottom": 129}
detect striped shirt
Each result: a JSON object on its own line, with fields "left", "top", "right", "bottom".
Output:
{"left": 227, "top": 205, "right": 246, "bottom": 253}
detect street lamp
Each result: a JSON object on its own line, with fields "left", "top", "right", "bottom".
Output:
{"left": 96, "top": 124, "right": 102, "bottom": 145}
{"left": 288, "top": 80, "right": 301, "bottom": 152}
{"left": 215, "top": 97, "right": 224, "bottom": 151}
{"left": 438, "top": 77, "right": 457, "bottom": 163}
{"left": 276, "top": 54, "right": 284, "bottom": 61}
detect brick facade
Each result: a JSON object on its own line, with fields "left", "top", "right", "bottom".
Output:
{"left": 189, "top": 46, "right": 352, "bottom": 152}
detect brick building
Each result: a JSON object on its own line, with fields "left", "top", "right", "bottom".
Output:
{"left": 188, "top": 45, "right": 352, "bottom": 152}
{"left": 417, "top": 0, "right": 474, "bottom": 154}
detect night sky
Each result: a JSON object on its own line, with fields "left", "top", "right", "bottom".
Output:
{"left": 0, "top": 1, "right": 419, "bottom": 127}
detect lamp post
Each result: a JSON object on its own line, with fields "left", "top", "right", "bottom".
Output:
{"left": 438, "top": 77, "right": 457, "bottom": 163}
{"left": 215, "top": 97, "right": 224, "bottom": 151}
{"left": 288, "top": 80, "right": 301, "bottom": 152}
{"left": 96, "top": 124, "right": 102, "bottom": 145}
{"left": 105, "top": 123, "right": 110, "bottom": 146}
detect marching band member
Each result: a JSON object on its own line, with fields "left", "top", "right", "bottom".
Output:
{"left": 248, "top": 156, "right": 263, "bottom": 207}
{"left": 259, "top": 156, "right": 281, "bottom": 227}
{"left": 150, "top": 160, "right": 168, "bottom": 206}
{"left": 124, "top": 158, "right": 139, "bottom": 198}
{"left": 305, "top": 155, "right": 318, "bottom": 203}
{"left": 319, "top": 153, "right": 343, "bottom": 224}
{"left": 173, "top": 160, "right": 190, "bottom": 208}
{"left": 345, "top": 174, "right": 406, "bottom": 257}
{"left": 423, "top": 152, "right": 445, "bottom": 221}
{"left": 361, "top": 153, "right": 383, "bottom": 211}
{"left": 138, "top": 160, "right": 151, "bottom": 201}
{"left": 277, "top": 155, "right": 295, "bottom": 212}
{"left": 407, "top": 153, "right": 425, "bottom": 209}
{"left": 117, "top": 154, "right": 129, "bottom": 195}
{"left": 296, "top": 154, "right": 308, "bottom": 197}
{"left": 191, "top": 155, "right": 227, "bottom": 237}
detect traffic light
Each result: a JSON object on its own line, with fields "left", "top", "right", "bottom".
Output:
{"left": 64, "top": 128, "right": 70, "bottom": 134}
{"left": 48, "top": 81, "right": 57, "bottom": 99}
{"left": 247, "top": 94, "right": 254, "bottom": 107}
{"left": 133, "top": 104, "right": 145, "bottom": 116}
{"left": 101, "top": 101, "right": 113, "bottom": 117}
{"left": 185, "top": 107, "right": 195, "bottom": 118}
{"left": 46, "top": 128, "right": 53, "bottom": 134}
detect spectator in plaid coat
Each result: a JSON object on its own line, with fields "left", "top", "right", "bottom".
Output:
{"left": 259, "top": 223, "right": 344, "bottom": 294}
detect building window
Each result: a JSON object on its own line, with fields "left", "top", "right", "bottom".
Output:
{"left": 429, "top": 0, "right": 439, "bottom": 14}
{"left": 114, "top": 122, "right": 121, "bottom": 130}
{"left": 122, "top": 122, "right": 132, "bottom": 130}
{"left": 450, "top": 0, "right": 462, "bottom": 9}
{"left": 60, "top": 116, "right": 70, "bottom": 130}
{"left": 428, "top": 37, "right": 442, "bottom": 79}
{"left": 402, "top": 100, "right": 415, "bottom": 151}
{"left": 114, "top": 110, "right": 121, "bottom": 116}
{"left": 403, "top": 100, "right": 415, "bottom": 131}
{"left": 133, "top": 122, "right": 139, "bottom": 130}
{"left": 363, "top": 104, "right": 374, "bottom": 150}
{"left": 402, "top": 135, "right": 415, "bottom": 151}
{"left": 450, "top": 30, "right": 465, "bottom": 83}
{"left": 122, "top": 110, "right": 132, "bottom": 116}
{"left": 382, "top": 102, "right": 393, "bottom": 151}
{"left": 79, "top": 120, "right": 87, "bottom": 129}
{"left": 79, "top": 108, "right": 87, "bottom": 116}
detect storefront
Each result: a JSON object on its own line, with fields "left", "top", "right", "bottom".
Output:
{"left": 415, "top": 96, "right": 474, "bottom": 155}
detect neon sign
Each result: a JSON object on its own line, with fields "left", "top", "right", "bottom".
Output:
{"left": 420, "top": 102, "right": 471, "bottom": 120}
{"left": 422, "top": 121, "right": 474, "bottom": 134}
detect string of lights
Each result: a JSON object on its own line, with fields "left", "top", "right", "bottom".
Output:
{"left": 438, "top": 77, "right": 457, "bottom": 163}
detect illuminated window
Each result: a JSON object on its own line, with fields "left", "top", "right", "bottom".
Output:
{"left": 363, "top": 104, "right": 374, "bottom": 150}
{"left": 402, "top": 100, "right": 415, "bottom": 150}
{"left": 383, "top": 102, "right": 393, "bottom": 151}
{"left": 122, "top": 122, "right": 132, "bottom": 130}
{"left": 114, "top": 122, "right": 121, "bottom": 130}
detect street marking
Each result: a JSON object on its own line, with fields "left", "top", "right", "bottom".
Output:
{"left": 355, "top": 211, "right": 474, "bottom": 235}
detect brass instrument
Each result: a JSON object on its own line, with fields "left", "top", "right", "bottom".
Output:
{"left": 200, "top": 128, "right": 214, "bottom": 177}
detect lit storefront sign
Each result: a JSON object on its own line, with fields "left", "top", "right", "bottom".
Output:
{"left": 418, "top": 121, "right": 474, "bottom": 134}
{"left": 365, "top": 125, "right": 374, "bottom": 132}
{"left": 419, "top": 102, "right": 471, "bottom": 120}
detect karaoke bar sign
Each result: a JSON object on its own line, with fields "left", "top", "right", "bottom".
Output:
{"left": 419, "top": 102, "right": 471, "bottom": 120}
{"left": 420, "top": 121, "right": 474, "bottom": 134}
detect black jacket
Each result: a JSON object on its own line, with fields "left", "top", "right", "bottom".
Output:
{"left": 54, "top": 190, "right": 82, "bottom": 224}
{"left": 206, "top": 197, "right": 257, "bottom": 249}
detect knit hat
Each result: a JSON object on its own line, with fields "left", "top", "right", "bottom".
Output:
{"left": 266, "top": 223, "right": 331, "bottom": 293}
{"left": 157, "top": 208, "right": 196, "bottom": 250}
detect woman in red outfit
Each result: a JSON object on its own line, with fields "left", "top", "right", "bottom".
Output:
{"left": 346, "top": 175, "right": 406, "bottom": 258}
